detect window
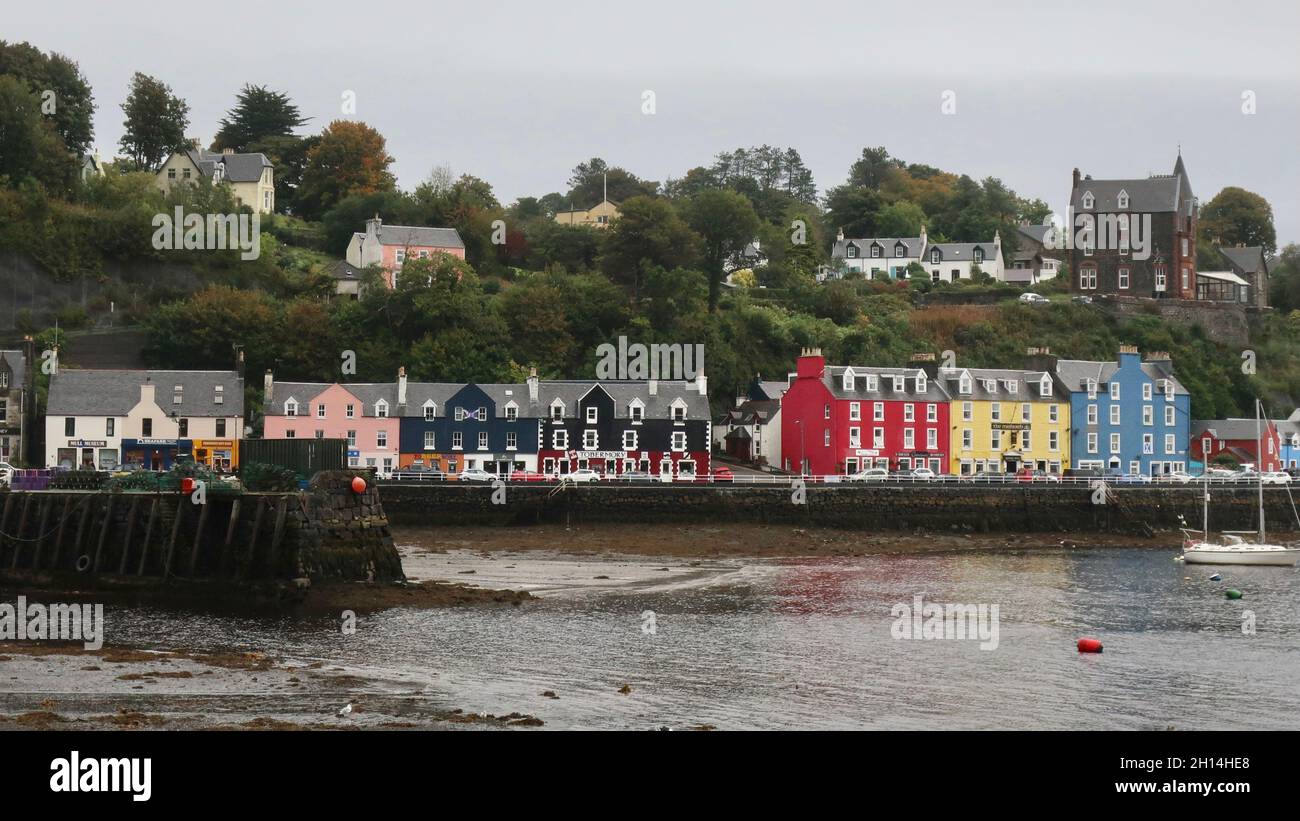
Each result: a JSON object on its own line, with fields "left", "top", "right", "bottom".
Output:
{"left": 927, "top": 404, "right": 937, "bottom": 422}
{"left": 142, "top": 418, "right": 153, "bottom": 436}
{"left": 672, "top": 432, "right": 687, "bottom": 451}
{"left": 506, "top": 405, "right": 517, "bottom": 421}
{"left": 1117, "top": 189, "right": 1129, "bottom": 209}
{"left": 1110, "top": 433, "right": 1121, "bottom": 453}
{"left": 824, "top": 429, "right": 831, "bottom": 446}
{"left": 105, "top": 418, "right": 115, "bottom": 437}
{"left": 1165, "top": 406, "right": 1175, "bottom": 426}
{"left": 843, "top": 372, "right": 854, "bottom": 391}
{"left": 824, "top": 404, "right": 831, "bottom": 420}
{"left": 849, "top": 402, "right": 861, "bottom": 421}
{"left": 630, "top": 403, "right": 643, "bottom": 422}
{"left": 904, "top": 404, "right": 915, "bottom": 422}
{"left": 1086, "top": 379, "right": 1097, "bottom": 400}
{"left": 1049, "top": 431, "right": 1059, "bottom": 451}
{"left": 1079, "top": 265, "right": 1097, "bottom": 289}
{"left": 1082, "top": 191, "right": 1094, "bottom": 209}
{"left": 455, "top": 407, "right": 465, "bottom": 422}
{"left": 1110, "top": 406, "right": 1121, "bottom": 425}
{"left": 673, "top": 405, "right": 687, "bottom": 422}
{"left": 871, "top": 245, "right": 881, "bottom": 258}
{"left": 178, "top": 418, "right": 189, "bottom": 437}
{"left": 348, "top": 430, "right": 357, "bottom": 446}
{"left": 424, "top": 404, "right": 435, "bottom": 421}
{"left": 1181, "top": 267, "right": 1189, "bottom": 289}
{"left": 927, "top": 429, "right": 937, "bottom": 449}
{"left": 1021, "top": 404, "right": 1031, "bottom": 423}
{"left": 1142, "top": 434, "right": 1154, "bottom": 455}
{"left": 476, "top": 407, "right": 487, "bottom": 421}
{"left": 873, "top": 402, "right": 884, "bottom": 421}
{"left": 903, "top": 429, "right": 914, "bottom": 448}
{"left": 974, "top": 248, "right": 984, "bottom": 264}
{"left": 1049, "top": 404, "right": 1059, "bottom": 423}
{"left": 1143, "top": 406, "right": 1153, "bottom": 426}
{"left": 1022, "top": 430, "right": 1031, "bottom": 451}
{"left": 214, "top": 385, "right": 224, "bottom": 405}
{"left": 931, "top": 249, "right": 941, "bottom": 264}
{"left": 506, "top": 431, "right": 517, "bottom": 450}
{"left": 1118, "top": 267, "right": 1130, "bottom": 289}
{"left": 377, "top": 431, "right": 388, "bottom": 448}
{"left": 895, "top": 245, "right": 905, "bottom": 258}
{"left": 552, "top": 429, "right": 568, "bottom": 449}
{"left": 65, "top": 417, "right": 76, "bottom": 436}
{"left": 1155, "top": 265, "right": 1167, "bottom": 292}
{"left": 1165, "top": 434, "right": 1176, "bottom": 454}
{"left": 916, "top": 373, "right": 927, "bottom": 393}
{"left": 847, "top": 245, "right": 858, "bottom": 258}
{"left": 1039, "top": 377, "right": 1052, "bottom": 397}
{"left": 316, "top": 403, "right": 326, "bottom": 418}
{"left": 346, "top": 404, "right": 355, "bottom": 418}
{"left": 622, "top": 430, "right": 637, "bottom": 450}
{"left": 424, "top": 431, "right": 436, "bottom": 450}
{"left": 478, "top": 432, "right": 489, "bottom": 450}
{"left": 315, "top": 430, "right": 324, "bottom": 440}
{"left": 848, "top": 427, "right": 861, "bottom": 448}
{"left": 285, "top": 400, "right": 298, "bottom": 417}
{"left": 452, "top": 431, "right": 463, "bottom": 449}
{"left": 962, "top": 429, "right": 973, "bottom": 449}
{"left": 1087, "top": 432, "right": 1098, "bottom": 453}
{"left": 991, "top": 429, "right": 1002, "bottom": 450}
{"left": 962, "top": 402, "right": 973, "bottom": 421}
{"left": 586, "top": 406, "right": 598, "bottom": 423}
{"left": 991, "top": 403, "right": 1001, "bottom": 422}
{"left": 959, "top": 374, "right": 972, "bottom": 395}
{"left": 1110, "top": 382, "right": 1120, "bottom": 400}
{"left": 1087, "top": 405, "right": 1098, "bottom": 425}
{"left": 873, "top": 428, "right": 884, "bottom": 448}
{"left": 551, "top": 403, "right": 564, "bottom": 421}
{"left": 376, "top": 401, "right": 389, "bottom": 418}
{"left": 1142, "top": 383, "right": 1152, "bottom": 401}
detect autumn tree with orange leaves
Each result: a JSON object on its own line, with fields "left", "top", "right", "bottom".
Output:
{"left": 295, "top": 120, "right": 396, "bottom": 219}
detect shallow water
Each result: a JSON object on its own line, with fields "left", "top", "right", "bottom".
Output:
{"left": 10, "top": 543, "right": 1300, "bottom": 729}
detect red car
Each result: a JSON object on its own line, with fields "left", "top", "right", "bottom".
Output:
{"left": 508, "top": 470, "right": 547, "bottom": 482}
{"left": 706, "top": 466, "right": 734, "bottom": 483}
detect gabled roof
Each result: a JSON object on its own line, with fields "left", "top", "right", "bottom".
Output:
{"left": 402, "top": 383, "right": 462, "bottom": 416}
{"left": 48, "top": 369, "right": 244, "bottom": 417}
{"left": 936, "top": 367, "right": 1061, "bottom": 401}
{"left": 833, "top": 236, "right": 925, "bottom": 259}
{"left": 185, "top": 149, "right": 273, "bottom": 183}
{"left": 1218, "top": 246, "right": 1268, "bottom": 275}
{"left": 329, "top": 259, "right": 365, "bottom": 281}
{"left": 1016, "top": 223, "right": 1056, "bottom": 245}
{"left": 0, "top": 350, "right": 26, "bottom": 391}
{"left": 354, "top": 225, "right": 465, "bottom": 250}
{"left": 1192, "top": 418, "right": 1275, "bottom": 441}
{"left": 824, "top": 366, "right": 949, "bottom": 402}
{"left": 1071, "top": 157, "right": 1193, "bottom": 213}
{"left": 264, "top": 382, "right": 397, "bottom": 416}
{"left": 927, "top": 242, "right": 994, "bottom": 262}
{"left": 1054, "top": 358, "right": 1189, "bottom": 395}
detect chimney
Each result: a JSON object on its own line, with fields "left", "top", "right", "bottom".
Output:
{"left": 909, "top": 352, "right": 939, "bottom": 379}
{"left": 234, "top": 344, "right": 245, "bottom": 382}
{"left": 139, "top": 380, "right": 156, "bottom": 407}
{"left": 836, "top": 227, "right": 845, "bottom": 242}
{"left": 527, "top": 367, "right": 539, "bottom": 402}
{"left": 1072, "top": 167, "right": 1081, "bottom": 189}
{"left": 366, "top": 214, "right": 382, "bottom": 239}
{"left": 263, "top": 369, "right": 274, "bottom": 406}
{"left": 796, "top": 347, "right": 826, "bottom": 380}
{"left": 1025, "top": 346, "right": 1058, "bottom": 374}
{"left": 695, "top": 366, "right": 708, "bottom": 397}
{"left": 993, "top": 229, "right": 1001, "bottom": 249}
{"left": 1117, "top": 345, "right": 1140, "bottom": 368}
{"left": 397, "top": 366, "right": 408, "bottom": 406}
{"left": 21, "top": 335, "right": 37, "bottom": 466}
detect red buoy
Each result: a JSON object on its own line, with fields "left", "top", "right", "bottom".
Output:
{"left": 351, "top": 476, "right": 367, "bottom": 494}
{"left": 1077, "top": 637, "right": 1103, "bottom": 654}
{"left": 181, "top": 477, "right": 195, "bottom": 494}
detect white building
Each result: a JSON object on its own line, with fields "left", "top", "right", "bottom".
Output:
{"left": 923, "top": 232, "right": 1005, "bottom": 283}
{"left": 45, "top": 369, "right": 244, "bottom": 469}
{"left": 826, "top": 227, "right": 928, "bottom": 281}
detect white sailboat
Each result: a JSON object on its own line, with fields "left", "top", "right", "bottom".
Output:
{"left": 1182, "top": 400, "right": 1300, "bottom": 567}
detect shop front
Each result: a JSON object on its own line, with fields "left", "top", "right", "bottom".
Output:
{"left": 121, "top": 438, "right": 192, "bottom": 471}
{"left": 54, "top": 439, "right": 117, "bottom": 470}
{"left": 190, "top": 438, "right": 238, "bottom": 472}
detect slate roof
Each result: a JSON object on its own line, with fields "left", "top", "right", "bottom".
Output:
{"left": 824, "top": 366, "right": 949, "bottom": 402}
{"left": 329, "top": 260, "right": 365, "bottom": 281}
{"left": 264, "top": 382, "right": 398, "bottom": 417}
{"left": 927, "top": 242, "right": 995, "bottom": 262}
{"left": 1219, "top": 246, "right": 1267, "bottom": 275}
{"left": 1016, "top": 224, "right": 1056, "bottom": 245}
{"left": 1054, "top": 358, "right": 1189, "bottom": 395}
{"left": 186, "top": 149, "right": 272, "bottom": 183}
{"left": 47, "top": 369, "right": 244, "bottom": 417}
{"left": 0, "top": 350, "right": 26, "bottom": 392}
{"left": 1070, "top": 157, "right": 1193, "bottom": 214}
{"left": 1192, "top": 419, "right": 1275, "bottom": 441}
{"left": 833, "top": 236, "right": 925, "bottom": 260}
{"left": 353, "top": 225, "right": 465, "bottom": 250}
{"left": 936, "top": 367, "right": 1062, "bottom": 401}
{"left": 718, "top": 398, "right": 781, "bottom": 427}
{"left": 402, "top": 383, "right": 463, "bottom": 416}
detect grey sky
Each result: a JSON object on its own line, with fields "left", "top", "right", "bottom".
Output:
{"left": 10, "top": 0, "right": 1300, "bottom": 244}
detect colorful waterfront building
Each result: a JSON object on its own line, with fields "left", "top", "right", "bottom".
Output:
{"left": 928, "top": 358, "right": 1072, "bottom": 476}
{"left": 261, "top": 373, "right": 401, "bottom": 476}
{"left": 781, "top": 349, "right": 951, "bottom": 475}
{"left": 45, "top": 368, "right": 245, "bottom": 470}
{"left": 1191, "top": 418, "right": 1283, "bottom": 472}
{"left": 398, "top": 375, "right": 540, "bottom": 477}
{"left": 1050, "top": 347, "right": 1191, "bottom": 476}
{"left": 1277, "top": 413, "right": 1300, "bottom": 470}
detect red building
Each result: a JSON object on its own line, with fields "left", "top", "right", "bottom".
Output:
{"left": 1191, "top": 418, "right": 1282, "bottom": 472}
{"left": 781, "top": 349, "right": 952, "bottom": 475}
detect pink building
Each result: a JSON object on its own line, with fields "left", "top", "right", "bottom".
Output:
{"left": 344, "top": 216, "right": 466, "bottom": 289}
{"left": 261, "top": 372, "right": 402, "bottom": 476}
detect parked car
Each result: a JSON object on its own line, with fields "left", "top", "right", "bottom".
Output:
{"left": 1115, "top": 473, "right": 1153, "bottom": 484}
{"left": 1260, "top": 471, "right": 1292, "bottom": 485}
{"left": 1016, "top": 468, "right": 1061, "bottom": 483}
{"left": 910, "top": 467, "right": 937, "bottom": 481}
{"left": 1071, "top": 295, "right": 1093, "bottom": 305}
{"left": 565, "top": 468, "right": 601, "bottom": 483}
{"left": 1156, "top": 471, "right": 1196, "bottom": 484}
{"left": 618, "top": 470, "right": 654, "bottom": 482}
{"left": 0, "top": 461, "right": 14, "bottom": 487}
{"left": 709, "top": 466, "right": 734, "bottom": 483}
{"left": 458, "top": 468, "right": 496, "bottom": 483}
{"left": 508, "top": 470, "right": 546, "bottom": 482}
{"left": 847, "top": 467, "right": 890, "bottom": 482}
{"left": 1019, "top": 292, "right": 1049, "bottom": 305}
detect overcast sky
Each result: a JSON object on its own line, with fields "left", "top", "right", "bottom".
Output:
{"left": 9, "top": 0, "right": 1300, "bottom": 244}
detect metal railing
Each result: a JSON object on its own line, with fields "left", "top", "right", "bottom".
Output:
{"left": 378, "top": 471, "right": 1289, "bottom": 488}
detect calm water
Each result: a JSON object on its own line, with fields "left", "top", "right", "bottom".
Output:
{"left": 83, "top": 544, "right": 1300, "bottom": 729}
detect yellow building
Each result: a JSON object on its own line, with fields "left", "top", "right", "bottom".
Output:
{"left": 156, "top": 145, "right": 276, "bottom": 214}
{"left": 936, "top": 367, "right": 1072, "bottom": 475}
{"left": 553, "top": 198, "right": 619, "bottom": 228}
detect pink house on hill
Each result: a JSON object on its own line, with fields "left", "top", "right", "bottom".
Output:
{"left": 344, "top": 216, "right": 466, "bottom": 289}
{"left": 261, "top": 371, "right": 402, "bottom": 476}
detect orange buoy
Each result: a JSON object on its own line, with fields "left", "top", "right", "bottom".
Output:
{"left": 1077, "top": 637, "right": 1103, "bottom": 653}
{"left": 351, "top": 476, "right": 367, "bottom": 494}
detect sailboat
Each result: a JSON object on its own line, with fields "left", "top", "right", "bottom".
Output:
{"left": 1182, "top": 399, "right": 1300, "bottom": 566}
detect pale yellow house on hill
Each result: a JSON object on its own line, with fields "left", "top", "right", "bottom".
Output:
{"left": 156, "top": 144, "right": 276, "bottom": 213}
{"left": 554, "top": 198, "right": 619, "bottom": 228}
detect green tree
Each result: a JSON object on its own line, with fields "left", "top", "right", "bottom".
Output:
{"left": 683, "top": 189, "right": 761, "bottom": 313}
{"left": 566, "top": 157, "right": 657, "bottom": 205}
{"left": 0, "top": 76, "right": 76, "bottom": 189}
{"left": 875, "top": 201, "right": 927, "bottom": 236}
{"left": 0, "top": 41, "right": 96, "bottom": 155}
{"left": 600, "top": 195, "right": 699, "bottom": 297}
{"left": 1200, "top": 187, "right": 1276, "bottom": 253}
{"left": 118, "top": 72, "right": 190, "bottom": 171}
{"left": 297, "top": 120, "right": 396, "bottom": 220}
{"left": 211, "top": 84, "right": 309, "bottom": 151}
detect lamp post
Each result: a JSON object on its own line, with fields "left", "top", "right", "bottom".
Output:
{"left": 795, "top": 419, "right": 806, "bottom": 476}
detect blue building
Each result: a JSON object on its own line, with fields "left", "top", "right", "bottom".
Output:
{"left": 1276, "top": 414, "right": 1300, "bottom": 471}
{"left": 1051, "top": 347, "right": 1191, "bottom": 476}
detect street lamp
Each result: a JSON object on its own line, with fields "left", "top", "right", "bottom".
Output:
{"left": 794, "top": 418, "right": 806, "bottom": 476}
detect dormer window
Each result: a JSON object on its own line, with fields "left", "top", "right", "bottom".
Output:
{"left": 423, "top": 401, "right": 436, "bottom": 421}
{"left": 1086, "top": 379, "right": 1097, "bottom": 399}
{"left": 958, "top": 374, "right": 972, "bottom": 395}
{"left": 847, "top": 245, "right": 858, "bottom": 258}
{"left": 866, "top": 375, "right": 878, "bottom": 391}
{"left": 1082, "top": 191, "right": 1095, "bottom": 209}
{"left": 931, "top": 249, "right": 941, "bottom": 264}
{"left": 1039, "top": 376, "right": 1052, "bottom": 397}
{"left": 672, "top": 404, "right": 687, "bottom": 421}
{"left": 173, "top": 386, "right": 183, "bottom": 404}
{"left": 1007, "top": 380, "right": 1017, "bottom": 394}
{"left": 214, "top": 385, "right": 224, "bottom": 404}
{"left": 892, "top": 375, "right": 904, "bottom": 392}
{"left": 630, "top": 402, "right": 644, "bottom": 422}
{"left": 842, "top": 371, "right": 854, "bottom": 392}
{"left": 376, "top": 400, "right": 389, "bottom": 418}
{"left": 973, "top": 248, "right": 984, "bottom": 264}
{"left": 895, "top": 244, "right": 905, "bottom": 258}
{"left": 871, "top": 244, "right": 881, "bottom": 258}
{"left": 1117, "top": 189, "right": 1129, "bottom": 209}
{"left": 550, "top": 400, "right": 564, "bottom": 421}
{"left": 505, "top": 403, "right": 518, "bottom": 421}
{"left": 916, "top": 373, "right": 927, "bottom": 393}
{"left": 285, "top": 399, "right": 298, "bottom": 417}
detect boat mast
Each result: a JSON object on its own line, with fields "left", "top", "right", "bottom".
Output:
{"left": 1256, "top": 399, "right": 1266, "bottom": 544}
{"left": 1203, "top": 469, "right": 1209, "bottom": 541}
